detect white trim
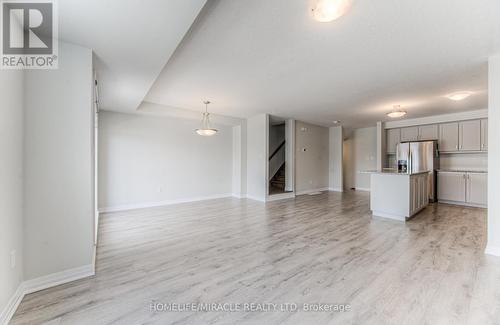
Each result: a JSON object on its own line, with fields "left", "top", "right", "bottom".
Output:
{"left": 232, "top": 193, "right": 247, "bottom": 199}
{"left": 384, "top": 109, "right": 488, "bottom": 129}
{"left": 0, "top": 265, "right": 94, "bottom": 325}
{"left": 266, "top": 192, "right": 295, "bottom": 202}
{"left": 22, "top": 264, "right": 95, "bottom": 295}
{"left": 354, "top": 187, "right": 371, "bottom": 192}
{"left": 0, "top": 284, "right": 24, "bottom": 325}
{"left": 372, "top": 211, "right": 406, "bottom": 222}
{"left": 99, "top": 194, "right": 233, "bottom": 213}
{"left": 328, "top": 187, "right": 344, "bottom": 192}
{"left": 246, "top": 195, "right": 266, "bottom": 202}
{"left": 485, "top": 245, "right": 500, "bottom": 257}
{"left": 438, "top": 200, "right": 487, "bottom": 209}
{"left": 295, "top": 187, "right": 330, "bottom": 196}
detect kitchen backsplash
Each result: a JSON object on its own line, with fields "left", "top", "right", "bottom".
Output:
{"left": 386, "top": 153, "right": 488, "bottom": 171}
{"left": 439, "top": 153, "right": 488, "bottom": 171}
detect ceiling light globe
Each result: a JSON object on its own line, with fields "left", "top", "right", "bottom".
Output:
{"left": 196, "top": 129, "right": 218, "bottom": 136}
{"left": 312, "top": 0, "right": 352, "bottom": 22}
{"left": 387, "top": 111, "right": 407, "bottom": 118}
{"left": 446, "top": 91, "right": 473, "bottom": 101}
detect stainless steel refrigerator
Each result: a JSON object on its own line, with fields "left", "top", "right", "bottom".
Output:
{"left": 396, "top": 141, "right": 440, "bottom": 202}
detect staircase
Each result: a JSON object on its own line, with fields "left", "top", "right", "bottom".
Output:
{"left": 270, "top": 163, "right": 286, "bottom": 191}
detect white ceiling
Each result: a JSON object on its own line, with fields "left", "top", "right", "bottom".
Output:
{"left": 145, "top": 0, "right": 500, "bottom": 128}
{"left": 58, "top": 0, "right": 207, "bottom": 113}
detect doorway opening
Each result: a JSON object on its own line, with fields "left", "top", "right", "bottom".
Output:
{"left": 268, "top": 116, "right": 294, "bottom": 196}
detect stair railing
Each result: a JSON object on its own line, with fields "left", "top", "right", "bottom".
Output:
{"left": 269, "top": 140, "right": 286, "bottom": 180}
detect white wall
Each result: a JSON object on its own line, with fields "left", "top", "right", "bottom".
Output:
{"left": 0, "top": 70, "right": 24, "bottom": 317}
{"left": 232, "top": 125, "right": 243, "bottom": 197}
{"left": 329, "top": 126, "right": 343, "bottom": 192}
{"left": 99, "top": 111, "right": 233, "bottom": 210}
{"left": 487, "top": 55, "right": 500, "bottom": 256}
{"left": 343, "top": 127, "right": 377, "bottom": 191}
{"left": 23, "top": 42, "right": 94, "bottom": 280}
{"left": 246, "top": 114, "right": 268, "bottom": 201}
{"left": 295, "top": 121, "right": 329, "bottom": 194}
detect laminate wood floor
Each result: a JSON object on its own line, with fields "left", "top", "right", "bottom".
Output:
{"left": 10, "top": 191, "right": 500, "bottom": 325}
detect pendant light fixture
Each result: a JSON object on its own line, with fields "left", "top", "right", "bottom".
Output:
{"left": 387, "top": 105, "right": 407, "bottom": 118}
{"left": 195, "top": 101, "right": 218, "bottom": 136}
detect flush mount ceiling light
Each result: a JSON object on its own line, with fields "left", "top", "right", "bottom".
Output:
{"left": 195, "top": 101, "right": 218, "bottom": 136}
{"left": 446, "top": 91, "right": 473, "bottom": 101}
{"left": 387, "top": 105, "right": 407, "bottom": 119}
{"left": 311, "top": 0, "right": 352, "bottom": 22}
{"left": 332, "top": 120, "right": 341, "bottom": 124}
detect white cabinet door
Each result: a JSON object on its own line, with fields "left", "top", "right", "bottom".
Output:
{"left": 467, "top": 173, "right": 487, "bottom": 206}
{"left": 438, "top": 172, "right": 466, "bottom": 202}
{"left": 418, "top": 125, "right": 438, "bottom": 141}
{"left": 386, "top": 128, "right": 401, "bottom": 154}
{"left": 401, "top": 127, "right": 419, "bottom": 142}
{"left": 459, "top": 120, "right": 481, "bottom": 151}
{"left": 481, "top": 119, "right": 488, "bottom": 151}
{"left": 439, "top": 123, "right": 459, "bottom": 152}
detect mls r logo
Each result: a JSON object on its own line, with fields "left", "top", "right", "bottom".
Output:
{"left": 2, "top": 1, "right": 53, "bottom": 54}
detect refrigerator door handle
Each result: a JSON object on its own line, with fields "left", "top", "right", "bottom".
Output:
{"left": 408, "top": 148, "right": 412, "bottom": 174}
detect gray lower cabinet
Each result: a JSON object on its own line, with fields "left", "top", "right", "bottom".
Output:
{"left": 438, "top": 171, "right": 487, "bottom": 207}
{"left": 410, "top": 173, "right": 428, "bottom": 216}
{"left": 438, "top": 172, "right": 466, "bottom": 202}
{"left": 467, "top": 173, "right": 488, "bottom": 206}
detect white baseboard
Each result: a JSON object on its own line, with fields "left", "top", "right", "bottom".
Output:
{"left": 328, "top": 187, "right": 344, "bottom": 192}
{"left": 372, "top": 211, "right": 406, "bottom": 222}
{"left": 295, "top": 187, "right": 329, "bottom": 196}
{"left": 245, "top": 195, "right": 266, "bottom": 202}
{"left": 485, "top": 245, "right": 500, "bottom": 257}
{"left": 23, "top": 264, "right": 95, "bottom": 295}
{"left": 0, "top": 264, "right": 94, "bottom": 325}
{"left": 354, "top": 187, "right": 371, "bottom": 192}
{"left": 266, "top": 192, "right": 295, "bottom": 202}
{"left": 232, "top": 193, "right": 247, "bottom": 199}
{"left": 99, "top": 193, "right": 233, "bottom": 213}
{"left": 0, "top": 284, "right": 24, "bottom": 325}
{"left": 438, "top": 200, "right": 487, "bottom": 209}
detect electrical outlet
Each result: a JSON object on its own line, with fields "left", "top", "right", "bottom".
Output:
{"left": 10, "top": 250, "right": 16, "bottom": 269}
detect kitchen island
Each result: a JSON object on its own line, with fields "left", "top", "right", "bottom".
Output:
{"left": 369, "top": 171, "right": 430, "bottom": 221}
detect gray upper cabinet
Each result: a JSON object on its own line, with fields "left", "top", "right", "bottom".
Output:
{"left": 481, "top": 119, "right": 488, "bottom": 151}
{"left": 439, "top": 122, "right": 459, "bottom": 152}
{"left": 418, "top": 125, "right": 438, "bottom": 141}
{"left": 400, "top": 126, "right": 419, "bottom": 142}
{"left": 459, "top": 120, "right": 481, "bottom": 151}
{"left": 386, "top": 128, "right": 401, "bottom": 154}
{"left": 386, "top": 118, "right": 486, "bottom": 155}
